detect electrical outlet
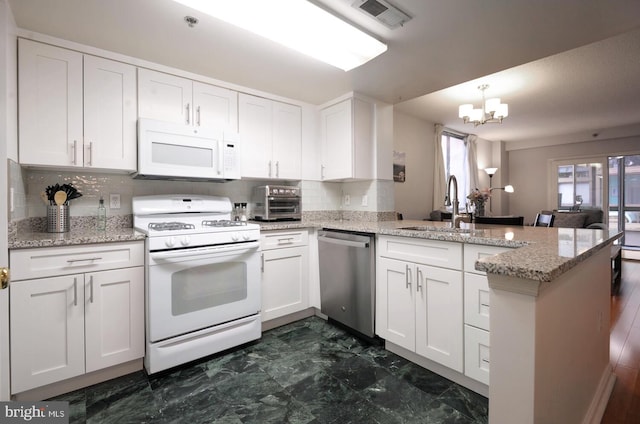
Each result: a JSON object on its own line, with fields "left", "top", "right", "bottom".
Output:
{"left": 344, "top": 194, "right": 350, "bottom": 206}
{"left": 109, "top": 194, "right": 121, "bottom": 209}
{"left": 362, "top": 195, "right": 368, "bottom": 207}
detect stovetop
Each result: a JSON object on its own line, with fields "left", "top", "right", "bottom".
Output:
{"left": 132, "top": 194, "right": 260, "bottom": 249}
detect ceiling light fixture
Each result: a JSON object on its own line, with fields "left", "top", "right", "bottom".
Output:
{"left": 459, "top": 84, "right": 509, "bottom": 126}
{"left": 171, "top": 0, "right": 388, "bottom": 71}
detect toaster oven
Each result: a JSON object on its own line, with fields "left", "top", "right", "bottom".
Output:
{"left": 252, "top": 185, "right": 301, "bottom": 221}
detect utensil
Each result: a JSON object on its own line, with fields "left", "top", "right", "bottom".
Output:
{"left": 54, "top": 191, "right": 67, "bottom": 206}
{"left": 40, "top": 191, "right": 49, "bottom": 205}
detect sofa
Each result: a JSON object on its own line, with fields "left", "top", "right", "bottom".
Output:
{"left": 550, "top": 208, "right": 603, "bottom": 228}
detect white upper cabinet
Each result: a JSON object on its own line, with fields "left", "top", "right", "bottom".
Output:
{"left": 320, "top": 95, "right": 374, "bottom": 181}
{"left": 83, "top": 55, "right": 137, "bottom": 170}
{"left": 138, "top": 68, "right": 238, "bottom": 131}
{"left": 18, "top": 39, "right": 83, "bottom": 167}
{"left": 18, "top": 39, "right": 137, "bottom": 171}
{"left": 239, "top": 93, "right": 301, "bottom": 179}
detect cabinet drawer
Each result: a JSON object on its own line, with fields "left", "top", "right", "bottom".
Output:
{"left": 464, "top": 244, "right": 512, "bottom": 274}
{"left": 377, "top": 235, "right": 462, "bottom": 270}
{"left": 464, "top": 272, "right": 490, "bottom": 330}
{"left": 464, "top": 325, "right": 490, "bottom": 385}
{"left": 261, "top": 230, "right": 309, "bottom": 250}
{"left": 10, "top": 242, "right": 144, "bottom": 280}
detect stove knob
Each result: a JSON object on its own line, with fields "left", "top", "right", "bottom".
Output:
{"left": 242, "top": 233, "right": 252, "bottom": 241}
{"left": 181, "top": 236, "right": 190, "bottom": 246}
{"left": 231, "top": 233, "right": 240, "bottom": 242}
{"left": 165, "top": 237, "right": 176, "bottom": 248}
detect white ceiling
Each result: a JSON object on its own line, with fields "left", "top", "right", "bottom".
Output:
{"left": 8, "top": 0, "right": 640, "bottom": 146}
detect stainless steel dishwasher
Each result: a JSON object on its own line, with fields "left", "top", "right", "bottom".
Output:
{"left": 318, "top": 229, "right": 375, "bottom": 338}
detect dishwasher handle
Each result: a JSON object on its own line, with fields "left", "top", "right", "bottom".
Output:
{"left": 317, "top": 234, "right": 370, "bottom": 249}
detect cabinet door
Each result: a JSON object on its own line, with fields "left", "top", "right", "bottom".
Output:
{"left": 272, "top": 102, "right": 302, "bottom": 179}
{"left": 320, "top": 99, "right": 352, "bottom": 180}
{"left": 375, "top": 257, "right": 415, "bottom": 350}
{"left": 138, "top": 68, "right": 192, "bottom": 125}
{"left": 193, "top": 81, "right": 238, "bottom": 131}
{"left": 18, "top": 39, "right": 83, "bottom": 167}
{"left": 261, "top": 246, "right": 309, "bottom": 321}
{"left": 415, "top": 265, "right": 463, "bottom": 372}
{"left": 84, "top": 55, "right": 137, "bottom": 171}
{"left": 10, "top": 274, "right": 85, "bottom": 393}
{"left": 239, "top": 94, "right": 272, "bottom": 178}
{"left": 85, "top": 267, "right": 144, "bottom": 372}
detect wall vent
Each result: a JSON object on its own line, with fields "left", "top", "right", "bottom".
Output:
{"left": 351, "top": 0, "right": 411, "bottom": 29}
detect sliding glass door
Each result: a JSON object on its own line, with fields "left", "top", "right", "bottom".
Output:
{"left": 609, "top": 155, "right": 640, "bottom": 249}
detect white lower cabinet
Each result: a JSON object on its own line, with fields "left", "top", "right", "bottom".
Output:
{"left": 260, "top": 230, "right": 309, "bottom": 321}
{"left": 376, "top": 236, "right": 464, "bottom": 372}
{"left": 9, "top": 242, "right": 144, "bottom": 394}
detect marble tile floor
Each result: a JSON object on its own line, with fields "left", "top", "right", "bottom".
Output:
{"left": 50, "top": 317, "right": 488, "bottom": 424}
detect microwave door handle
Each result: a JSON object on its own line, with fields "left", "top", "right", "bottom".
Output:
{"left": 218, "top": 140, "right": 223, "bottom": 175}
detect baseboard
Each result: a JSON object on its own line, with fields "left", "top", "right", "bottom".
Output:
{"left": 582, "top": 364, "right": 616, "bottom": 424}
{"left": 261, "top": 308, "right": 315, "bottom": 332}
{"left": 12, "top": 359, "right": 143, "bottom": 401}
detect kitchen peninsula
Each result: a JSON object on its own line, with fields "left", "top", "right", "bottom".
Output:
{"left": 259, "top": 218, "right": 622, "bottom": 424}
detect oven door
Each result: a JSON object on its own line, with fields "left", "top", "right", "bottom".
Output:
{"left": 147, "top": 241, "right": 261, "bottom": 342}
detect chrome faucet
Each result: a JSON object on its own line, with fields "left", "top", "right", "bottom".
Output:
{"left": 444, "top": 175, "right": 460, "bottom": 228}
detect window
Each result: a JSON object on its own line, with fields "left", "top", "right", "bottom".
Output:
{"left": 551, "top": 158, "right": 606, "bottom": 213}
{"left": 441, "top": 132, "right": 471, "bottom": 208}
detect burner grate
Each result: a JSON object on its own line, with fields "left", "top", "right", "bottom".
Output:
{"left": 148, "top": 222, "right": 196, "bottom": 231}
{"left": 202, "top": 220, "right": 247, "bottom": 228}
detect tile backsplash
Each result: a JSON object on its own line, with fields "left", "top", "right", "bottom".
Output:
{"left": 8, "top": 160, "right": 396, "bottom": 224}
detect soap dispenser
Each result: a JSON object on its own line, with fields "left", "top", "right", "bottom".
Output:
{"left": 97, "top": 197, "right": 107, "bottom": 230}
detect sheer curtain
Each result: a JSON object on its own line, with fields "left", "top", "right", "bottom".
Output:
{"left": 433, "top": 124, "right": 446, "bottom": 210}
{"left": 466, "top": 134, "right": 480, "bottom": 191}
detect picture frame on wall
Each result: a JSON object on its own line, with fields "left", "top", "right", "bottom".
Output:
{"left": 393, "top": 150, "right": 406, "bottom": 182}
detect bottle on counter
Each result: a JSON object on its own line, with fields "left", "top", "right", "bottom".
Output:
{"left": 240, "top": 203, "right": 247, "bottom": 222}
{"left": 97, "top": 197, "right": 107, "bottom": 230}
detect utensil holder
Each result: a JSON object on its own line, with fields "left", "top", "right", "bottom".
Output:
{"left": 47, "top": 205, "right": 70, "bottom": 233}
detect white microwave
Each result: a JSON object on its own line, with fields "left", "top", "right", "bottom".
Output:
{"left": 134, "top": 118, "right": 240, "bottom": 181}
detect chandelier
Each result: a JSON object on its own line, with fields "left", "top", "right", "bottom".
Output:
{"left": 459, "top": 84, "right": 509, "bottom": 126}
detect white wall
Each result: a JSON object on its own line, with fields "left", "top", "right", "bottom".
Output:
{"left": 392, "top": 111, "right": 434, "bottom": 220}
{"left": 508, "top": 135, "right": 640, "bottom": 224}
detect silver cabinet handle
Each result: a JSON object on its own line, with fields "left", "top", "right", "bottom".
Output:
{"left": 186, "top": 103, "right": 190, "bottom": 125}
{"left": 321, "top": 165, "right": 325, "bottom": 179}
{"left": 406, "top": 265, "right": 412, "bottom": 289}
{"left": 261, "top": 253, "right": 264, "bottom": 273}
{"left": 277, "top": 237, "right": 295, "bottom": 245}
{"left": 86, "top": 142, "right": 93, "bottom": 166}
{"left": 268, "top": 160, "right": 272, "bottom": 178}
{"left": 416, "top": 268, "right": 423, "bottom": 292}
{"left": 67, "top": 257, "right": 102, "bottom": 264}
{"left": 196, "top": 106, "right": 201, "bottom": 126}
{"left": 481, "top": 358, "right": 490, "bottom": 365}
{"left": 89, "top": 275, "right": 94, "bottom": 303}
{"left": 73, "top": 277, "right": 78, "bottom": 306}
{"left": 276, "top": 161, "right": 280, "bottom": 178}
{"left": 71, "top": 140, "right": 78, "bottom": 165}
{"left": 481, "top": 303, "right": 490, "bottom": 308}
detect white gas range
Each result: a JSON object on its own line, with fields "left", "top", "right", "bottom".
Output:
{"left": 133, "top": 194, "right": 262, "bottom": 374}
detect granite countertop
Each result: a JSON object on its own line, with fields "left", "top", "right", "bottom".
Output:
{"left": 9, "top": 227, "right": 146, "bottom": 249}
{"left": 257, "top": 219, "right": 623, "bottom": 282}
{"left": 10, "top": 217, "right": 622, "bottom": 283}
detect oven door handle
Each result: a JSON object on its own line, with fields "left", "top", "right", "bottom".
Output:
{"left": 150, "top": 241, "right": 260, "bottom": 260}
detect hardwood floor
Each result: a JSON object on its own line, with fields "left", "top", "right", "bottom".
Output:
{"left": 602, "top": 259, "right": 640, "bottom": 423}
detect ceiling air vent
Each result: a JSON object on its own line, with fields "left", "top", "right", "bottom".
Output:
{"left": 352, "top": 0, "right": 411, "bottom": 29}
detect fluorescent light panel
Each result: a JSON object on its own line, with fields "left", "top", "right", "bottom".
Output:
{"left": 172, "top": 0, "right": 387, "bottom": 71}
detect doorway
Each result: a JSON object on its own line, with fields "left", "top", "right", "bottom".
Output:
{"left": 609, "top": 155, "right": 640, "bottom": 252}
